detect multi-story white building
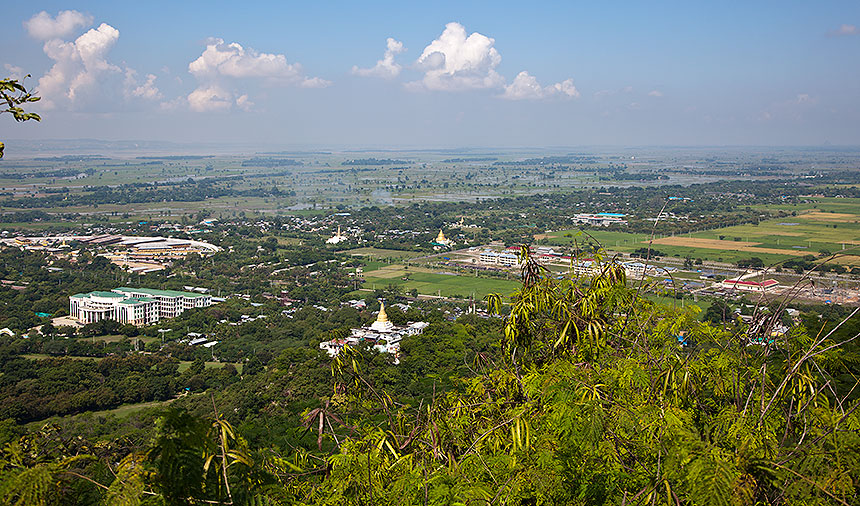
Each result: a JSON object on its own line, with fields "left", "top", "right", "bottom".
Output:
{"left": 114, "top": 287, "right": 211, "bottom": 319}
{"left": 572, "top": 213, "right": 628, "bottom": 227}
{"left": 69, "top": 287, "right": 212, "bottom": 326}
{"left": 572, "top": 259, "right": 600, "bottom": 276}
{"left": 478, "top": 250, "right": 521, "bottom": 267}
{"left": 479, "top": 250, "right": 498, "bottom": 265}
{"left": 622, "top": 261, "right": 647, "bottom": 278}
{"left": 721, "top": 279, "right": 780, "bottom": 293}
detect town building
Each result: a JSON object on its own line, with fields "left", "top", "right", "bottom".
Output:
{"left": 721, "top": 278, "right": 780, "bottom": 293}
{"left": 572, "top": 213, "right": 628, "bottom": 227}
{"left": 319, "top": 300, "right": 429, "bottom": 363}
{"left": 69, "top": 287, "right": 212, "bottom": 326}
{"left": 478, "top": 250, "right": 521, "bottom": 267}
{"left": 572, "top": 259, "right": 600, "bottom": 276}
{"left": 1, "top": 235, "right": 221, "bottom": 273}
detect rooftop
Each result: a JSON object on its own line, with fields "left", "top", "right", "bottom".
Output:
{"left": 90, "top": 291, "right": 125, "bottom": 298}
{"left": 114, "top": 287, "right": 207, "bottom": 298}
{"left": 724, "top": 279, "right": 779, "bottom": 287}
{"left": 118, "top": 297, "right": 155, "bottom": 305}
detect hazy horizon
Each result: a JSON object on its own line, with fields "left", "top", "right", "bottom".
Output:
{"left": 3, "top": 138, "right": 860, "bottom": 159}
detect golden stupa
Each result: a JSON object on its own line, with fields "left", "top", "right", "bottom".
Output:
{"left": 370, "top": 299, "right": 395, "bottom": 332}
{"left": 433, "top": 229, "right": 452, "bottom": 246}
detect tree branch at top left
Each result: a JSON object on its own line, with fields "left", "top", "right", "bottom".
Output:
{"left": 0, "top": 74, "right": 41, "bottom": 159}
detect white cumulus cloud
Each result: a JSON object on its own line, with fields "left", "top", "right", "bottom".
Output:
{"left": 36, "top": 23, "right": 122, "bottom": 109}
{"left": 412, "top": 22, "right": 504, "bottom": 91}
{"left": 501, "top": 71, "right": 580, "bottom": 100}
{"left": 648, "top": 90, "right": 663, "bottom": 97}
{"left": 24, "top": 10, "right": 93, "bottom": 40}
{"left": 189, "top": 39, "right": 303, "bottom": 80}
{"left": 352, "top": 38, "right": 405, "bottom": 78}
{"left": 124, "top": 69, "right": 162, "bottom": 100}
{"left": 186, "top": 38, "right": 330, "bottom": 111}
{"left": 188, "top": 85, "right": 233, "bottom": 112}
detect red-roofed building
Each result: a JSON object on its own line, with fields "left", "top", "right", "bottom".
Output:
{"left": 721, "top": 278, "right": 780, "bottom": 293}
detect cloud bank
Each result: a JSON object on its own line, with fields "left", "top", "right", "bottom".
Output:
{"left": 22, "top": 14, "right": 583, "bottom": 113}
{"left": 24, "top": 10, "right": 93, "bottom": 40}
{"left": 25, "top": 10, "right": 161, "bottom": 111}
{"left": 501, "top": 71, "right": 579, "bottom": 100}
{"left": 187, "top": 38, "right": 330, "bottom": 111}
{"left": 36, "top": 23, "right": 122, "bottom": 109}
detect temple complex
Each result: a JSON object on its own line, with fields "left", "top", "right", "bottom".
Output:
{"left": 319, "top": 300, "right": 429, "bottom": 363}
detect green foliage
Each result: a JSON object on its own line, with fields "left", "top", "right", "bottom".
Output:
{"left": 0, "top": 75, "right": 41, "bottom": 159}
{"left": 1, "top": 257, "right": 858, "bottom": 505}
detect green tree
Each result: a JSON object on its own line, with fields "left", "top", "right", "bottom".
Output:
{"left": 0, "top": 76, "right": 41, "bottom": 159}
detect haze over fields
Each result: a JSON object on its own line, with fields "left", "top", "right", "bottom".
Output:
{"left": 2, "top": 1, "right": 860, "bottom": 148}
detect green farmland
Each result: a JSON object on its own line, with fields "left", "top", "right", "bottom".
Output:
{"left": 540, "top": 198, "right": 860, "bottom": 266}
{"left": 361, "top": 264, "right": 520, "bottom": 299}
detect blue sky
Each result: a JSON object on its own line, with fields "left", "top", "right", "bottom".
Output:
{"left": 1, "top": 1, "right": 858, "bottom": 147}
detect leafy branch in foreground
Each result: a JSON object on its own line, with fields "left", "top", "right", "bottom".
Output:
{"left": 0, "top": 75, "right": 41, "bottom": 159}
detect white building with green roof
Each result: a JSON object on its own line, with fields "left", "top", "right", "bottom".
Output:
{"left": 69, "top": 287, "right": 211, "bottom": 326}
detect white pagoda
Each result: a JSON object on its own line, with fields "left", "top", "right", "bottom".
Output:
{"left": 326, "top": 225, "right": 347, "bottom": 244}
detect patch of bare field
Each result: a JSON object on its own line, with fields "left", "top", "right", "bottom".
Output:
{"left": 800, "top": 212, "right": 860, "bottom": 222}
{"left": 369, "top": 267, "right": 409, "bottom": 279}
{"left": 651, "top": 237, "right": 759, "bottom": 248}
{"left": 766, "top": 231, "right": 804, "bottom": 236}
{"left": 649, "top": 236, "right": 808, "bottom": 256}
